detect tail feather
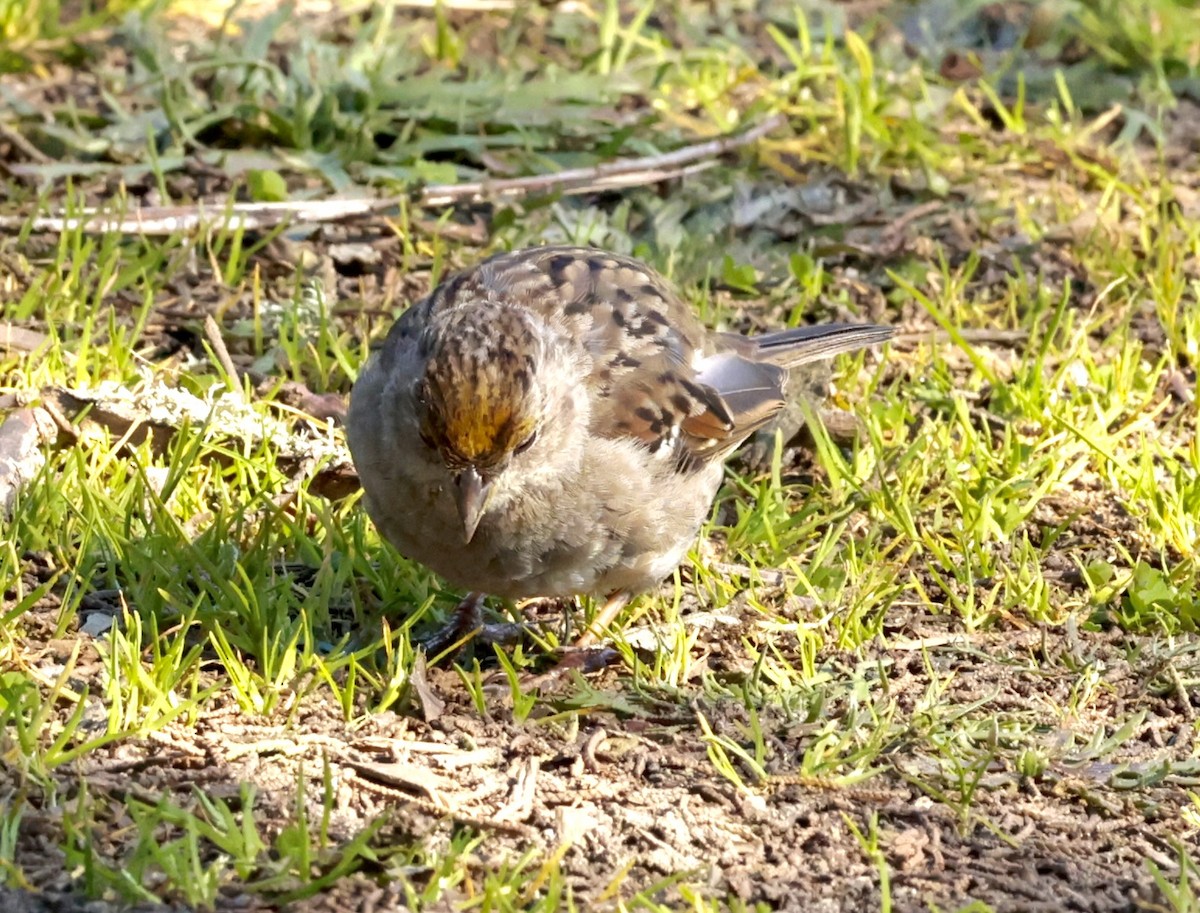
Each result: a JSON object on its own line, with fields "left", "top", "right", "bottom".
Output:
{"left": 692, "top": 322, "right": 892, "bottom": 457}
{"left": 746, "top": 323, "right": 894, "bottom": 369}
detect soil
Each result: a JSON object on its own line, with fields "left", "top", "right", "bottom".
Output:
{"left": 4, "top": 578, "right": 1198, "bottom": 912}
{"left": 2, "top": 5, "right": 1199, "bottom": 911}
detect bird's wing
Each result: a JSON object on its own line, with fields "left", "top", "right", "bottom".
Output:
{"left": 417, "top": 246, "right": 892, "bottom": 468}
{"left": 484, "top": 246, "right": 764, "bottom": 468}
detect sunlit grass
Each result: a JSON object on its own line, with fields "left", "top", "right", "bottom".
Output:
{"left": 2, "top": 0, "right": 1199, "bottom": 909}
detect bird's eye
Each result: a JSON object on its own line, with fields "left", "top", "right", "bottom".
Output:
{"left": 513, "top": 432, "right": 538, "bottom": 455}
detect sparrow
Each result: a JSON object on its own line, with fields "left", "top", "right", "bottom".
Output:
{"left": 346, "top": 246, "right": 892, "bottom": 647}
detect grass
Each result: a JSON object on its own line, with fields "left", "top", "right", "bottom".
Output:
{"left": 2, "top": 0, "right": 1200, "bottom": 911}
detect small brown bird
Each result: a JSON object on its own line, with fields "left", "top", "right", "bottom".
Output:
{"left": 346, "top": 246, "right": 891, "bottom": 645}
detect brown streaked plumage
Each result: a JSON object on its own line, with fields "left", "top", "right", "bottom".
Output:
{"left": 346, "top": 246, "right": 892, "bottom": 641}
{"left": 417, "top": 300, "right": 542, "bottom": 468}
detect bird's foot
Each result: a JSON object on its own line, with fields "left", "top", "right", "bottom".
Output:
{"left": 419, "top": 592, "right": 538, "bottom": 664}
{"left": 419, "top": 592, "right": 628, "bottom": 683}
{"left": 515, "top": 644, "right": 622, "bottom": 690}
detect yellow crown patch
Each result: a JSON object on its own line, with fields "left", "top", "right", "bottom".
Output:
{"left": 423, "top": 370, "right": 538, "bottom": 465}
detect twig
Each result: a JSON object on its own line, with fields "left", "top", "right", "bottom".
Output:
{"left": 345, "top": 767, "right": 536, "bottom": 837}
{"left": 880, "top": 199, "right": 945, "bottom": 245}
{"left": 1, "top": 198, "right": 396, "bottom": 236}
{"left": 0, "top": 408, "right": 52, "bottom": 517}
{"left": 0, "top": 115, "right": 786, "bottom": 236}
{"left": 417, "top": 115, "right": 784, "bottom": 204}
{"left": 37, "top": 396, "right": 79, "bottom": 441}
{"left": 495, "top": 757, "right": 539, "bottom": 823}
{"left": 203, "top": 314, "right": 246, "bottom": 403}
{"left": 0, "top": 322, "right": 49, "bottom": 353}
{"left": 0, "top": 122, "right": 53, "bottom": 164}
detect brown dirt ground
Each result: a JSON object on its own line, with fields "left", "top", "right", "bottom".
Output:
{"left": 3, "top": 166, "right": 1197, "bottom": 908}
{"left": 3, "top": 10, "right": 1200, "bottom": 910}
{"left": 3, "top": 181, "right": 1198, "bottom": 910}
{"left": 4, "top": 566, "right": 1199, "bottom": 912}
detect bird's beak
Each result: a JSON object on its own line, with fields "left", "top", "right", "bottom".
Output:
{"left": 453, "top": 466, "right": 491, "bottom": 544}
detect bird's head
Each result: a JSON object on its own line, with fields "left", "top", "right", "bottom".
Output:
{"left": 416, "top": 301, "right": 549, "bottom": 543}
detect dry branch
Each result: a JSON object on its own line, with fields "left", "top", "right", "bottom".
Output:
{"left": 0, "top": 407, "right": 55, "bottom": 517}
{"left": 0, "top": 116, "right": 786, "bottom": 236}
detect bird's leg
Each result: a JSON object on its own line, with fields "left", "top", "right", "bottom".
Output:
{"left": 575, "top": 592, "right": 631, "bottom": 647}
{"left": 420, "top": 593, "right": 533, "bottom": 662}
{"left": 514, "top": 595, "right": 626, "bottom": 689}
{"left": 420, "top": 592, "right": 627, "bottom": 677}
{"left": 420, "top": 591, "right": 486, "bottom": 660}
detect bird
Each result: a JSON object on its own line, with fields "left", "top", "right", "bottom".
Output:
{"left": 346, "top": 245, "right": 892, "bottom": 650}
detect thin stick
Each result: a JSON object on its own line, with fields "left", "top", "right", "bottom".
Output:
{"left": 418, "top": 114, "right": 784, "bottom": 205}
{"left": 0, "top": 115, "right": 786, "bottom": 236}
{"left": 203, "top": 315, "right": 246, "bottom": 403}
